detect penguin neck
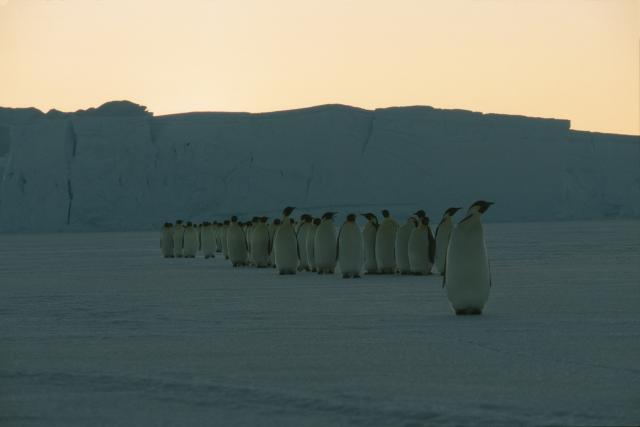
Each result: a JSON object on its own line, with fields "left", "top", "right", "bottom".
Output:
{"left": 460, "top": 212, "right": 483, "bottom": 228}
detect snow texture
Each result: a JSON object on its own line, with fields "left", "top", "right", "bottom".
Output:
{"left": 1, "top": 220, "right": 639, "bottom": 426}
{"left": 0, "top": 101, "right": 638, "bottom": 232}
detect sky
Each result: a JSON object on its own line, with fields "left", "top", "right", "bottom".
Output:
{"left": 0, "top": 0, "right": 638, "bottom": 135}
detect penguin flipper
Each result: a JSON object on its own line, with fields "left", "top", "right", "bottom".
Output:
{"left": 442, "top": 255, "right": 447, "bottom": 288}
{"left": 428, "top": 227, "right": 436, "bottom": 264}
{"left": 488, "top": 258, "right": 492, "bottom": 288}
{"left": 336, "top": 224, "right": 343, "bottom": 262}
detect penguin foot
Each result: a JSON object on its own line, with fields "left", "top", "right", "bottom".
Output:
{"left": 455, "top": 308, "right": 483, "bottom": 315}
{"left": 342, "top": 273, "right": 350, "bottom": 279}
{"left": 353, "top": 274, "right": 361, "bottom": 279}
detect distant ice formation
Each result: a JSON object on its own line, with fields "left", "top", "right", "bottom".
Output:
{"left": 0, "top": 101, "right": 638, "bottom": 232}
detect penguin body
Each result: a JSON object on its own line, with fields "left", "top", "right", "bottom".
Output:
{"left": 221, "top": 221, "right": 230, "bottom": 260}
{"left": 361, "top": 213, "right": 378, "bottom": 274}
{"left": 172, "top": 220, "right": 185, "bottom": 257}
{"left": 314, "top": 212, "right": 338, "bottom": 274}
{"left": 182, "top": 222, "right": 199, "bottom": 258}
{"left": 375, "top": 210, "right": 398, "bottom": 274}
{"left": 395, "top": 218, "right": 416, "bottom": 274}
{"left": 251, "top": 217, "right": 271, "bottom": 268}
{"left": 201, "top": 222, "right": 216, "bottom": 259}
{"left": 338, "top": 214, "right": 363, "bottom": 278}
{"left": 434, "top": 207, "right": 461, "bottom": 275}
{"left": 408, "top": 216, "right": 435, "bottom": 275}
{"left": 273, "top": 207, "right": 298, "bottom": 274}
{"left": 296, "top": 215, "right": 312, "bottom": 271}
{"left": 444, "top": 201, "right": 494, "bottom": 315}
{"left": 227, "top": 217, "right": 248, "bottom": 266}
{"left": 160, "top": 223, "right": 174, "bottom": 258}
{"left": 305, "top": 218, "right": 320, "bottom": 272}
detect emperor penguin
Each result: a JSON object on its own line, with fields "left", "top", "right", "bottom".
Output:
{"left": 227, "top": 216, "right": 248, "bottom": 267}
{"left": 375, "top": 210, "right": 398, "bottom": 274}
{"left": 434, "top": 207, "right": 462, "bottom": 275}
{"left": 361, "top": 213, "right": 379, "bottom": 274}
{"left": 268, "top": 218, "right": 281, "bottom": 267}
{"left": 201, "top": 221, "right": 216, "bottom": 259}
{"left": 251, "top": 217, "right": 271, "bottom": 268}
{"left": 214, "top": 222, "right": 223, "bottom": 253}
{"left": 221, "top": 220, "right": 230, "bottom": 260}
{"left": 444, "top": 201, "right": 494, "bottom": 315}
{"left": 183, "top": 222, "right": 199, "bottom": 258}
{"left": 306, "top": 218, "right": 320, "bottom": 272}
{"left": 160, "top": 222, "right": 174, "bottom": 258}
{"left": 338, "top": 213, "right": 363, "bottom": 278}
{"left": 314, "top": 212, "right": 338, "bottom": 274}
{"left": 273, "top": 207, "right": 298, "bottom": 274}
{"left": 408, "top": 216, "right": 435, "bottom": 275}
{"left": 296, "top": 214, "right": 312, "bottom": 271}
{"left": 173, "top": 220, "right": 185, "bottom": 258}
{"left": 395, "top": 217, "right": 417, "bottom": 274}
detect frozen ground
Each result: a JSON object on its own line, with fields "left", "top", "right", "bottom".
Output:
{"left": 1, "top": 220, "right": 639, "bottom": 426}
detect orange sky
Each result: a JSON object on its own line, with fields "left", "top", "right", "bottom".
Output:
{"left": 0, "top": 0, "right": 638, "bottom": 135}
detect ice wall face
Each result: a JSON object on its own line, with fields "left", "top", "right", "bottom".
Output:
{"left": 0, "top": 102, "right": 638, "bottom": 232}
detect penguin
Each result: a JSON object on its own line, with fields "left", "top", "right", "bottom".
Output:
{"left": 273, "top": 207, "right": 298, "bottom": 274}
{"left": 375, "top": 209, "right": 398, "bottom": 274}
{"left": 296, "top": 214, "right": 312, "bottom": 271}
{"left": 227, "top": 216, "right": 248, "bottom": 267}
{"left": 160, "top": 222, "right": 174, "bottom": 258}
{"left": 434, "top": 207, "right": 462, "bottom": 275}
{"left": 361, "top": 213, "right": 379, "bottom": 274}
{"left": 268, "top": 218, "right": 281, "bottom": 268}
{"left": 251, "top": 216, "right": 271, "bottom": 268}
{"left": 221, "top": 220, "right": 230, "bottom": 260}
{"left": 244, "top": 220, "right": 255, "bottom": 266}
{"left": 338, "top": 213, "right": 363, "bottom": 278}
{"left": 314, "top": 212, "right": 338, "bottom": 274}
{"left": 173, "top": 220, "right": 185, "bottom": 258}
{"left": 395, "top": 217, "right": 417, "bottom": 274}
{"left": 444, "top": 201, "right": 494, "bottom": 315}
{"left": 408, "top": 216, "right": 435, "bottom": 275}
{"left": 182, "top": 222, "right": 199, "bottom": 258}
{"left": 306, "top": 218, "right": 320, "bottom": 272}
{"left": 201, "top": 221, "right": 216, "bottom": 259}
{"left": 214, "top": 222, "right": 223, "bottom": 253}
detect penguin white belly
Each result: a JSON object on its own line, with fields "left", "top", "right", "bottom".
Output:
{"left": 274, "top": 223, "right": 298, "bottom": 274}
{"left": 161, "top": 229, "right": 174, "bottom": 258}
{"left": 173, "top": 227, "right": 184, "bottom": 257}
{"left": 395, "top": 224, "right": 413, "bottom": 274}
{"left": 408, "top": 228, "right": 432, "bottom": 275}
{"left": 183, "top": 229, "right": 199, "bottom": 258}
{"left": 201, "top": 228, "right": 216, "bottom": 258}
{"left": 375, "top": 224, "right": 396, "bottom": 274}
{"left": 251, "top": 225, "right": 270, "bottom": 267}
{"left": 227, "top": 226, "right": 247, "bottom": 266}
{"left": 362, "top": 225, "right": 378, "bottom": 273}
{"left": 434, "top": 222, "right": 453, "bottom": 275}
{"left": 338, "top": 225, "right": 363, "bottom": 277}
{"left": 221, "top": 228, "right": 229, "bottom": 259}
{"left": 297, "top": 225, "right": 309, "bottom": 271}
{"left": 305, "top": 226, "right": 318, "bottom": 271}
{"left": 314, "top": 223, "right": 337, "bottom": 274}
{"left": 445, "top": 225, "right": 491, "bottom": 313}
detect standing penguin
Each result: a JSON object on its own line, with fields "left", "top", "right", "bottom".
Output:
{"left": 395, "top": 217, "right": 417, "bottom": 274}
{"left": 361, "top": 213, "right": 379, "bottom": 274}
{"left": 227, "top": 216, "right": 248, "bottom": 267}
{"left": 296, "top": 214, "right": 312, "bottom": 271}
{"left": 314, "top": 212, "right": 338, "bottom": 274}
{"left": 338, "top": 214, "right": 363, "bottom": 278}
{"left": 183, "top": 222, "right": 199, "bottom": 258}
{"left": 251, "top": 217, "right": 271, "bottom": 268}
{"left": 268, "top": 218, "right": 281, "bottom": 268}
{"left": 201, "top": 221, "right": 216, "bottom": 259}
{"left": 173, "top": 220, "right": 185, "bottom": 258}
{"left": 306, "top": 218, "right": 320, "bottom": 272}
{"left": 160, "top": 222, "right": 174, "bottom": 258}
{"left": 273, "top": 207, "right": 298, "bottom": 274}
{"left": 221, "top": 220, "right": 230, "bottom": 260}
{"left": 375, "top": 210, "right": 398, "bottom": 274}
{"left": 434, "top": 207, "right": 461, "bottom": 275}
{"left": 444, "top": 201, "right": 494, "bottom": 315}
{"left": 408, "top": 216, "right": 435, "bottom": 275}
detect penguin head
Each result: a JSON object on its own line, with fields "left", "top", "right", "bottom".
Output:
{"left": 164, "top": 222, "right": 173, "bottom": 228}
{"left": 361, "top": 213, "right": 378, "bottom": 223}
{"left": 230, "top": 215, "right": 238, "bottom": 223}
{"left": 413, "top": 209, "right": 426, "bottom": 218}
{"left": 223, "top": 220, "right": 230, "bottom": 225}
{"left": 260, "top": 216, "right": 268, "bottom": 223}
{"left": 186, "top": 222, "right": 193, "bottom": 227}
{"left": 273, "top": 219, "right": 282, "bottom": 225}
{"left": 381, "top": 209, "right": 390, "bottom": 218}
{"left": 420, "top": 216, "right": 430, "bottom": 226}
{"left": 282, "top": 206, "right": 295, "bottom": 217}
{"left": 299, "top": 214, "right": 311, "bottom": 222}
{"left": 321, "top": 212, "right": 337, "bottom": 220}
{"left": 313, "top": 218, "right": 321, "bottom": 225}
{"left": 468, "top": 200, "right": 494, "bottom": 215}
{"left": 176, "top": 220, "right": 183, "bottom": 225}
{"left": 408, "top": 217, "right": 418, "bottom": 226}
{"left": 346, "top": 213, "right": 356, "bottom": 222}
{"left": 444, "top": 207, "right": 462, "bottom": 217}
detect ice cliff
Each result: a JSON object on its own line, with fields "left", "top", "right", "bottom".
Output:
{"left": 0, "top": 101, "right": 638, "bottom": 232}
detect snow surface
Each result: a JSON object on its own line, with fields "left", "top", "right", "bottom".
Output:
{"left": 0, "top": 102, "right": 639, "bottom": 232}
{"left": 2, "top": 220, "right": 639, "bottom": 426}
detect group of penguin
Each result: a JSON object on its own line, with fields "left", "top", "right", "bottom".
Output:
{"left": 160, "top": 200, "right": 494, "bottom": 315}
